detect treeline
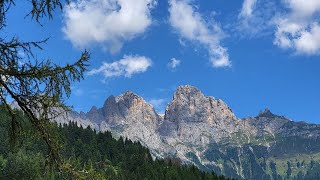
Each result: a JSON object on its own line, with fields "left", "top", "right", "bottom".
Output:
{"left": 0, "top": 106, "right": 231, "bottom": 179}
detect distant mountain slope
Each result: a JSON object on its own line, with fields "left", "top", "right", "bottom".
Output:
{"left": 55, "top": 85, "right": 320, "bottom": 179}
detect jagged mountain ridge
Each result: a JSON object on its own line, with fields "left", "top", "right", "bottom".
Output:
{"left": 56, "top": 85, "right": 320, "bottom": 179}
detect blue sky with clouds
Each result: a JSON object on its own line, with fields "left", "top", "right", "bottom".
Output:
{"left": 6, "top": 0, "right": 320, "bottom": 123}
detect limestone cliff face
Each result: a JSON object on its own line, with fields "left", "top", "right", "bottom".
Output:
{"left": 165, "top": 85, "right": 236, "bottom": 124}
{"left": 242, "top": 109, "right": 291, "bottom": 137}
{"left": 102, "top": 91, "right": 160, "bottom": 127}
{"left": 157, "top": 85, "right": 244, "bottom": 167}
{"left": 161, "top": 85, "right": 241, "bottom": 149}
{"left": 86, "top": 106, "right": 104, "bottom": 123}
{"left": 98, "top": 91, "right": 172, "bottom": 158}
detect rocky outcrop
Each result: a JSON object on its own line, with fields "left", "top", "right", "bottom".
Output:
{"left": 86, "top": 106, "right": 104, "bottom": 123}
{"left": 242, "top": 108, "right": 291, "bottom": 137}
{"left": 165, "top": 85, "right": 236, "bottom": 124}
{"left": 49, "top": 110, "right": 99, "bottom": 130}
{"left": 70, "top": 90, "right": 170, "bottom": 158}
{"left": 103, "top": 91, "right": 160, "bottom": 126}
{"left": 99, "top": 91, "right": 173, "bottom": 158}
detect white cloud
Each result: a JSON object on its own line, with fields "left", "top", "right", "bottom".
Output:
{"left": 237, "top": 0, "right": 320, "bottom": 55}
{"left": 63, "top": 0, "right": 156, "bottom": 53}
{"left": 274, "top": 0, "right": 320, "bottom": 55}
{"left": 240, "top": 0, "right": 257, "bottom": 18}
{"left": 167, "top": 58, "right": 181, "bottom": 70}
{"left": 88, "top": 55, "right": 152, "bottom": 78}
{"left": 294, "top": 24, "right": 320, "bottom": 54}
{"left": 168, "top": 0, "right": 231, "bottom": 68}
{"left": 237, "top": 0, "right": 276, "bottom": 37}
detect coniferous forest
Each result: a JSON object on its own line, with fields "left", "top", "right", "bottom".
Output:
{"left": 0, "top": 106, "right": 231, "bottom": 179}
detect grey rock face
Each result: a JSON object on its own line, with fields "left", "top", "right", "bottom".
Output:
{"left": 242, "top": 109, "right": 291, "bottom": 137}
{"left": 104, "top": 91, "right": 160, "bottom": 127}
{"left": 86, "top": 106, "right": 104, "bottom": 123}
{"left": 52, "top": 110, "right": 100, "bottom": 130}
{"left": 165, "top": 85, "right": 236, "bottom": 124}
{"left": 100, "top": 91, "right": 173, "bottom": 158}
{"left": 161, "top": 85, "right": 242, "bottom": 148}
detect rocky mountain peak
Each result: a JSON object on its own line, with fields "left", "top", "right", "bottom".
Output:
{"left": 171, "top": 85, "right": 206, "bottom": 103}
{"left": 89, "top": 106, "right": 98, "bottom": 113}
{"left": 165, "top": 85, "right": 236, "bottom": 124}
{"left": 115, "top": 90, "right": 141, "bottom": 103}
{"left": 101, "top": 91, "right": 159, "bottom": 125}
{"left": 86, "top": 105, "right": 104, "bottom": 123}
{"left": 174, "top": 85, "right": 202, "bottom": 97}
{"left": 257, "top": 108, "right": 284, "bottom": 119}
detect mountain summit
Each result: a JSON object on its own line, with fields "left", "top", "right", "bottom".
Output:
{"left": 257, "top": 108, "right": 285, "bottom": 118}
{"left": 56, "top": 85, "right": 320, "bottom": 180}
{"left": 165, "top": 85, "right": 235, "bottom": 124}
{"left": 101, "top": 90, "right": 159, "bottom": 125}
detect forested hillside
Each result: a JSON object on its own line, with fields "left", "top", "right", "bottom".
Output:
{"left": 0, "top": 106, "right": 229, "bottom": 179}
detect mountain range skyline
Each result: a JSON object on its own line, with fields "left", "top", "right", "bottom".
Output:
{"left": 69, "top": 85, "right": 313, "bottom": 125}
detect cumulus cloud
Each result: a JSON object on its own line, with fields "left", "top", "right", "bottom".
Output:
{"left": 167, "top": 58, "right": 181, "bottom": 70}
{"left": 168, "top": 0, "right": 231, "bottom": 68}
{"left": 237, "top": 0, "right": 320, "bottom": 55}
{"left": 274, "top": 0, "right": 320, "bottom": 55}
{"left": 63, "top": 0, "right": 156, "bottom": 53}
{"left": 88, "top": 55, "right": 152, "bottom": 78}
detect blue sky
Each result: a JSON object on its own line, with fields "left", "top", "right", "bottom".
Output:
{"left": 6, "top": 0, "right": 320, "bottom": 123}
